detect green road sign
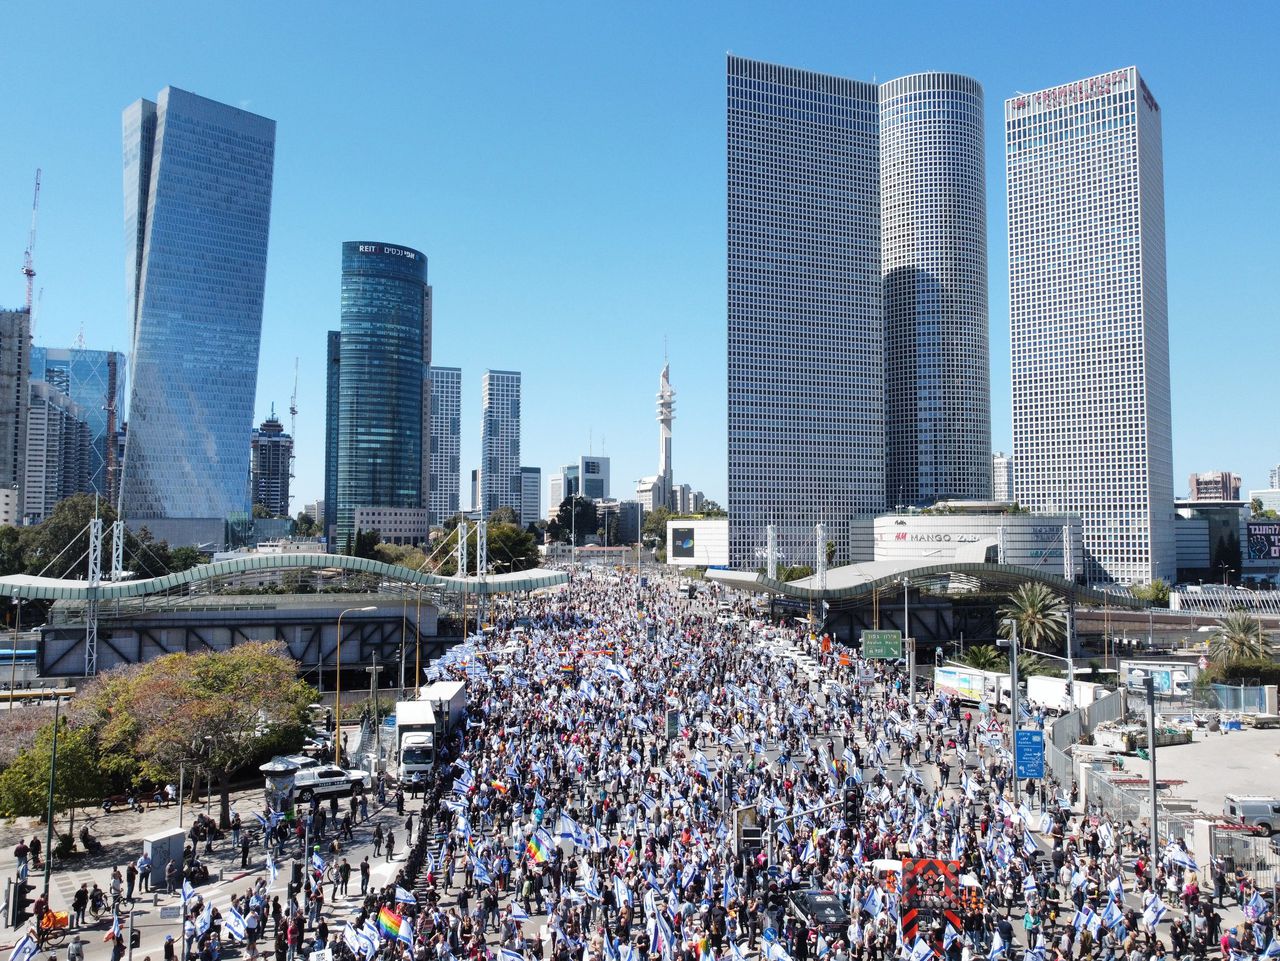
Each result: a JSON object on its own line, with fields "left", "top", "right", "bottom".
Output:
{"left": 861, "top": 629, "right": 903, "bottom": 659}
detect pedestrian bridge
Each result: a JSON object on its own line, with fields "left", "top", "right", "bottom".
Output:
{"left": 0, "top": 552, "right": 569, "bottom": 601}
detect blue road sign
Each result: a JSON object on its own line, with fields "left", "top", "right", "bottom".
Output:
{"left": 1015, "top": 728, "right": 1045, "bottom": 779}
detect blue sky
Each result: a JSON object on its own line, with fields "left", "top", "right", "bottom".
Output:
{"left": 2, "top": 1, "right": 1276, "bottom": 512}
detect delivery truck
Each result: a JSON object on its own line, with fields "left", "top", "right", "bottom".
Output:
{"left": 394, "top": 700, "right": 437, "bottom": 782}
{"left": 419, "top": 680, "right": 468, "bottom": 732}
{"left": 1024, "top": 675, "right": 1114, "bottom": 715}
{"left": 933, "top": 665, "right": 1016, "bottom": 711}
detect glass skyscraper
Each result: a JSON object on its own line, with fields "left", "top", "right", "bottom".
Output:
{"left": 479, "top": 370, "right": 521, "bottom": 520}
{"left": 324, "top": 330, "right": 341, "bottom": 545}
{"left": 1007, "top": 67, "right": 1175, "bottom": 584}
{"left": 336, "top": 242, "right": 430, "bottom": 550}
{"left": 882, "top": 73, "right": 990, "bottom": 508}
{"left": 727, "top": 56, "right": 883, "bottom": 569}
{"left": 426, "top": 366, "right": 461, "bottom": 526}
{"left": 120, "top": 87, "right": 275, "bottom": 532}
{"left": 29, "top": 347, "right": 126, "bottom": 502}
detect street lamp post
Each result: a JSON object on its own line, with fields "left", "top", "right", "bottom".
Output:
{"left": 334, "top": 606, "right": 377, "bottom": 768}
{"left": 901, "top": 577, "right": 914, "bottom": 706}
{"left": 9, "top": 594, "right": 25, "bottom": 710}
{"left": 366, "top": 655, "right": 385, "bottom": 774}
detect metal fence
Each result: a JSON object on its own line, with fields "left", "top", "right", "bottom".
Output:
{"left": 1210, "top": 827, "right": 1280, "bottom": 886}
{"left": 1045, "top": 688, "right": 1128, "bottom": 790}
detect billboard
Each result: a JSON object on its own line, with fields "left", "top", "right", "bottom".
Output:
{"left": 671, "top": 527, "right": 696, "bottom": 559}
{"left": 1247, "top": 522, "right": 1280, "bottom": 561}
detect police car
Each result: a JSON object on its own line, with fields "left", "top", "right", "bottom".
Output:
{"left": 292, "top": 765, "right": 372, "bottom": 802}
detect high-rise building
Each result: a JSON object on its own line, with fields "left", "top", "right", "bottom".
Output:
{"left": 323, "top": 331, "right": 341, "bottom": 544}
{"left": 479, "top": 370, "right": 521, "bottom": 518}
{"left": 23, "top": 382, "right": 92, "bottom": 523}
{"left": 1007, "top": 67, "right": 1175, "bottom": 584}
{"left": 29, "top": 347, "right": 126, "bottom": 503}
{"left": 305, "top": 500, "right": 325, "bottom": 526}
{"left": 520, "top": 466, "right": 541, "bottom": 528}
{"left": 548, "top": 472, "right": 566, "bottom": 517}
{"left": 727, "top": 56, "right": 883, "bottom": 568}
{"left": 992, "top": 452, "right": 1013, "bottom": 502}
{"left": 1268, "top": 465, "right": 1279, "bottom": 490}
{"left": 1186, "top": 472, "right": 1241, "bottom": 502}
{"left": 335, "top": 242, "right": 430, "bottom": 550}
{"left": 250, "top": 409, "right": 293, "bottom": 517}
{"left": 469, "top": 469, "right": 479, "bottom": 513}
{"left": 579, "top": 456, "right": 610, "bottom": 501}
{"left": 882, "top": 73, "right": 990, "bottom": 507}
{"left": 121, "top": 87, "right": 275, "bottom": 542}
{"left": 0, "top": 308, "right": 31, "bottom": 505}
{"left": 426, "top": 366, "right": 461, "bottom": 526}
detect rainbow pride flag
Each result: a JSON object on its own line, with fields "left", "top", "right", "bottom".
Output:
{"left": 525, "top": 829, "right": 553, "bottom": 864}
{"left": 378, "top": 906, "right": 403, "bottom": 939}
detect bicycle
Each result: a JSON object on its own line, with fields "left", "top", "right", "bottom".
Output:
{"left": 39, "top": 910, "right": 70, "bottom": 949}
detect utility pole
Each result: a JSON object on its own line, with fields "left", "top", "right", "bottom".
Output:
{"left": 1144, "top": 676, "right": 1159, "bottom": 857}
{"left": 1008, "top": 620, "right": 1022, "bottom": 808}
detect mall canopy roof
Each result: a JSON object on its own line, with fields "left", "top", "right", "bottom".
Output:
{"left": 706, "top": 559, "right": 1148, "bottom": 609}
{"left": 0, "top": 552, "right": 569, "bottom": 601}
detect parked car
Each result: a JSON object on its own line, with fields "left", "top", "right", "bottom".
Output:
{"left": 1224, "top": 795, "right": 1280, "bottom": 834}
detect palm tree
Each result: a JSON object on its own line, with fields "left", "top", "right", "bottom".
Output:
{"left": 1017, "top": 652, "right": 1061, "bottom": 678}
{"left": 959, "top": 645, "right": 1004, "bottom": 671}
{"left": 998, "top": 582, "right": 1067, "bottom": 652}
{"left": 1208, "top": 613, "right": 1272, "bottom": 663}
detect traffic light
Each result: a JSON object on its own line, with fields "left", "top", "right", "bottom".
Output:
{"left": 9, "top": 878, "right": 33, "bottom": 926}
{"left": 842, "top": 787, "right": 860, "bottom": 823}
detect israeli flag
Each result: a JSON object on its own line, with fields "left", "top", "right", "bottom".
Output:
{"left": 861, "top": 886, "right": 883, "bottom": 917}
{"left": 395, "top": 885, "right": 417, "bottom": 905}
{"left": 1072, "top": 906, "right": 1096, "bottom": 932}
{"left": 267, "top": 853, "right": 278, "bottom": 883}
{"left": 910, "top": 938, "right": 934, "bottom": 961}
{"left": 223, "top": 908, "right": 247, "bottom": 942}
{"left": 342, "top": 925, "right": 362, "bottom": 956}
{"left": 1262, "top": 937, "right": 1280, "bottom": 959}
{"left": 1142, "top": 897, "right": 1167, "bottom": 930}
{"left": 1023, "top": 874, "right": 1038, "bottom": 896}
{"left": 509, "top": 904, "right": 531, "bottom": 922}
{"left": 197, "top": 902, "right": 213, "bottom": 938}
{"left": 182, "top": 880, "right": 196, "bottom": 903}
{"left": 944, "top": 925, "right": 960, "bottom": 952}
{"left": 1166, "top": 844, "right": 1198, "bottom": 873}
{"left": 1246, "top": 891, "right": 1268, "bottom": 919}
{"left": 1101, "top": 901, "right": 1124, "bottom": 929}
{"left": 988, "top": 933, "right": 1006, "bottom": 960}
{"left": 1069, "top": 870, "right": 1086, "bottom": 891}
{"left": 473, "top": 861, "right": 493, "bottom": 886}
{"left": 502, "top": 950, "right": 526, "bottom": 961}
{"left": 311, "top": 851, "right": 326, "bottom": 872}
{"left": 397, "top": 917, "right": 414, "bottom": 946}
{"left": 1109, "top": 874, "right": 1124, "bottom": 899}
{"left": 253, "top": 811, "right": 268, "bottom": 829}
{"left": 614, "top": 875, "right": 632, "bottom": 907}
{"left": 9, "top": 935, "right": 38, "bottom": 961}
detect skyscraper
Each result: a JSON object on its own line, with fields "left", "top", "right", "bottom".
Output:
{"left": 992, "top": 452, "right": 1013, "bottom": 502}
{"left": 250, "top": 409, "right": 293, "bottom": 517}
{"left": 520, "top": 466, "right": 541, "bottom": 528}
{"left": 29, "top": 347, "right": 126, "bottom": 503}
{"left": 0, "top": 308, "right": 31, "bottom": 504}
{"left": 121, "top": 87, "right": 275, "bottom": 543}
{"left": 882, "top": 73, "right": 990, "bottom": 507}
{"left": 727, "top": 56, "right": 883, "bottom": 568}
{"left": 1007, "top": 67, "right": 1175, "bottom": 584}
{"left": 324, "top": 330, "right": 341, "bottom": 545}
{"left": 23, "top": 382, "right": 92, "bottom": 523}
{"left": 335, "top": 242, "right": 430, "bottom": 550}
{"left": 479, "top": 370, "right": 521, "bottom": 519}
{"left": 426, "top": 366, "right": 461, "bottom": 526}
{"left": 1187, "top": 472, "right": 1241, "bottom": 502}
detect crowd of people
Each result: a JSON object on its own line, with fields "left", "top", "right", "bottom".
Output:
{"left": 26, "top": 568, "right": 1278, "bottom": 961}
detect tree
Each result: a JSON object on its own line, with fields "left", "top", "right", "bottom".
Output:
{"left": 19, "top": 494, "right": 177, "bottom": 580}
{"left": 997, "top": 582, "right": 1067, "bottom": 652}
{"left": 700, "top": 500, "right": 726, "bottom": 517}
{"left": 485, "top": 522, "right": 540, "bottom": 573}
{"left": 959, "top": 645, "right": 1004, "bottom": 671}
{"left": 642, "top": 506, "right": 671, "bottom": 548}
{"left": 76, "top": 642, "right": 314, "bottom": 827}
{"left": 0, "top": 716, "right": 109, "bottom": 819}
{"left": 251, "top": 503, "right": 273, "bottom": 519}
{"left": 1131, "top": 579, "right": 1170, "bottom": 608}
{"left": 487, "top": 506, "right": 519, "bottom": 526}
{"left": 349, "top": 529, "right": 380, "bottom": 559}
{"left": 1208, "top": 613, "right": 1272, "bottom": 663}
{"left": 548, "top": 497, "right": 598, "bottom": 547}
{"left": 295, "top": 512, "right": 320, "bottom": 537}
{"left": 1017, "top": 652, "right": 1061, "bottom": 677}
{"left": 169, "top": 545, "right": 207, "bottom": 572}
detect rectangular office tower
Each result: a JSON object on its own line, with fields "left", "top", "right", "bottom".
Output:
{"left": 121, "top": 87, "right": 275, "bottom": 544}
{"left": 1007, "top": 67, "right": 1175, "bottom": 584}
{"left": 479, "top": 370, "right": 521, "bottom": 520}
{"left": 727, "top": 56, "right": 883, "bottom": 569}
{"left": 426, "top": 366, "right": 461, "bottom": 526}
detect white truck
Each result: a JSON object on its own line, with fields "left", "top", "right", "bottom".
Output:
{"left": 934, "top": 665, "right": 1015, "bottom": 711}
{"left": 419, "top": 680, "right": 468, "bottom": 732}
{"left": 1025, "top": 675, "right": 1114, "bottom": 715}
{"left": 395, "top": 700, "right": 438, "bottom": 782}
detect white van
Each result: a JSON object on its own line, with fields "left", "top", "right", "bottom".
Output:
{"left": 1224, "top": 795, "right": 1280, "bottom": 834}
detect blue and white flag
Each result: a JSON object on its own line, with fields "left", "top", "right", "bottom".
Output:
{"left": 509, "top": 903, "right": 530, "bottom": 922}
{"left": 1072, "top": 906, "right": 1097, "bottom": 933}
{"left": 1108, "top": 874, "right": 1124, "bottom": 900}
{"left": 861, "top": 886, "right": 883, "bottom": 917}
{"left": 311, "top": 851, "right": 326, "bottom": 872}
{"left": 501, "top": 950, "right": 526, "bottom": 961}
{"left": 223, "top": 909, "right": 247, "bottom": 942}
{"left": 1142, "top": 896, "right": 1167, "bottom": 930}
{"left": 614, "top": 875, "right": 632, "bottom": 907}
{"left": 253, "top": 811, "right": 268, "bottom": 829}
{"left": 397, "top": 917, "right": 414, "bottom": 946}
{"left": 730, "top": 942, "right": 748, "bottom": 961}
{"left": 9, "top": 935, "right": 38, "bottom": 961}
{"left": 395, "top": 885, "right": 417, "bottom": 905}
{"left": 182, "top": 880, "right": 196, "bottom": 903}
{"left": 1262, "top": 936, "right": 1280, "bottom": 959}
{"left": 342, "top": 925, "right": 362, "bottom": 956}
{"left": 988, "top": 933, "right": 1006, "bottom": 960}
{"left": 196, "top": 902, "right": 213, "bottom": 938}
{"left": 473, "top": 861, "right": 493, "bottom": 886}
{"left": 910, "top": 938, "right": 933, "bottom": 961}
{"left": 1165, "top": 843, "right": 1198, "bottom": 873}
{"left": 1023, "top": 874, "right": 1038, "bottom": 896}
{"left": 267, "top": 853, "right": 278, "bottom": 883}
{"left": 1101, "top": 901, "right": 1124, "bottom": 930}
{"left": 1246, "top": 891, "right": 1268, "bottom": 920}
{"left": 944, "top": 925, "right": 960, "bottom": 952}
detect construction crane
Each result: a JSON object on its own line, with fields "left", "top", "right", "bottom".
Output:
{"left": 288, "top": 357, "right": 299, "bottom": 481}
{"left": 21, "top": 169, "right": 41, "bottom": 313}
